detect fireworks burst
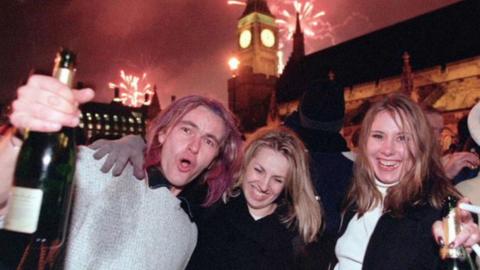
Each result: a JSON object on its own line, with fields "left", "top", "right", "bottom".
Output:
{"left": 273, "top": 0, "right": 330, "bottom": 71}
{"left": 275, "top": 1, "right": 331, "bottom": 49}
{"left": 108, "top": 70, "right": 154, "bottom": 108}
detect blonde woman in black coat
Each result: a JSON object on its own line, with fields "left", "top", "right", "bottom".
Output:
{"left": 187, "top": 126, "right": 323, "bottom": 270}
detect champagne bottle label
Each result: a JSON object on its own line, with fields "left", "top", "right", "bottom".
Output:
{"left": 4, "top": 187, "right": 43, "bottom": 234}
{"left": 443, "top": 205, "right": 461, "bottom": 258}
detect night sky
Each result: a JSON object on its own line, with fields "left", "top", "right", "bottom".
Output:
{"left": 0, "top": 0, "right": 458, "bottom": 107}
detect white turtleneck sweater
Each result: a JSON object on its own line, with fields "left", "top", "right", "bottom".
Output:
{"left": 334, "top": 180, "right": 397, "bottom": 270}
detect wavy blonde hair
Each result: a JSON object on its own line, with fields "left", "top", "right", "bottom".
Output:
{"left": 344, "top": 94, "right": 459, "bottom": 217}
{"left": 229, "top": 126, "right": 323, "bottom": 243}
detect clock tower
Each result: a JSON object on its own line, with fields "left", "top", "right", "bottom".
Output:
{"left": 237, "top": 0, "right": 278, "bottom": 77}
{"left": 228, "top": 0, "right": 279, "bottom": 132}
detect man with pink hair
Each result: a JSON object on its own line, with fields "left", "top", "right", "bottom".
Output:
{"left": 0, "top": 75, "right": 242, "bottom": 270}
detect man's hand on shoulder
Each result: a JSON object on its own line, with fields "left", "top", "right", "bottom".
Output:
{"left": 442, "top": 151, "right": 479, "bottom": 179}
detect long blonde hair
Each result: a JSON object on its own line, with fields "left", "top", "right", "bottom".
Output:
{"left": 344, "top": 94, "right": 459, "bottom": 217}
{"left": 229, "top": 126, "right": 323, "bottom": 243}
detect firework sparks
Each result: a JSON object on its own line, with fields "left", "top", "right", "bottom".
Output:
{"left": 227, "top": 0, "right": 246, "bottom": 5}
{"left": 273, "top": 0, "right": 330, "bottom": 71}
{"left": 277, "top": 1, "right": 326, "bottom": 39}
{"left": 272, "top": 1, "right": 331, "bottom": 52}
{"left": 108, "top": 70, "right": 154, "bottom": 108}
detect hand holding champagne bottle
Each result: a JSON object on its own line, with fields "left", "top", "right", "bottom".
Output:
{"left": 433, "top": 197, "right": 479, "bottom": 270}
{"left": 0, "top": 48, "right": 94, "bottom": 269}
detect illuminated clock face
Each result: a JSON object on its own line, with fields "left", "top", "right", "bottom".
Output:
{"left": 239, "top": 30, "right": 252, "bottom": 48}
{"left": 260, "top": 29, "right": 275, "bottom": 48}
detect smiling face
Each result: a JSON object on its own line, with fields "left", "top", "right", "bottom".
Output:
{"left": 366, "top": 111, "right": 414, "bottom": 184}
{"left": 241, "top": 147, "right": 289, "bottom": 218}
{"left": 158, "top": 106, "right": 226, "bottom": 194}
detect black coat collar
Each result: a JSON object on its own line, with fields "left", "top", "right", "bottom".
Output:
{"left": 146, "top": 166, "right": 171, "bottom": 189}
{"left": 146, "top": 166, "right": 195, "bottom": 221}
{"left": 225, "top": 194, "right": 296, "bottom": 251}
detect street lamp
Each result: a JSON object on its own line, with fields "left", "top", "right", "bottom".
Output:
{"left": 228, "top": 57, "right": 240, "bottom": 77}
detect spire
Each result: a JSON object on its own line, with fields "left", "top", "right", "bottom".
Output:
{"left": 241, "top": 0, "right": 273, "bottom": 17}
{"left": 146, "top": 85, "right": 161, "bottom": 121}
{"left": 291, "top": 12, "right": 305, "bottom": 61}
{"left": 401, "top": 51, "right": 414, "bottom": 99}
{"left": 295, "top": 12, "right": 302, "bottom": 33}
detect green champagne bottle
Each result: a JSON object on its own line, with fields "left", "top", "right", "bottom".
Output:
{"left": 0, "top": 48, "right": 78, "bottom": 270}
{"left": 439, "top": 196, "right": 477, "bottom": 270}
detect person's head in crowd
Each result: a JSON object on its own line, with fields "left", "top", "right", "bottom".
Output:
{"left": 345, "top": 94, "right": 458, "bottom": 216}
{"left": 423, "top": 103, "right": 479, "bottom": 182}
{"left": 144, "top": 95, "right": 242, "bottom": 206}
{"left": 457, "top": 114, "right": 480, "bottom": 155}
{"left": 423, "top": 105, "right": 444, "bottom": 140}
{"left": 283, "top": 80, "right": 348, "bottom": 152}
{"left": 229, "top": 126, "right": 323, "bottom": 243}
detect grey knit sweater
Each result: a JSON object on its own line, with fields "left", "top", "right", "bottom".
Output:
{"left": 63, "top": 146, "right": 197, "bottom": 270}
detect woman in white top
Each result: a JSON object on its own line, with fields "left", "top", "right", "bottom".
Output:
{"left": 334, "top": 94, "right": 479, "bottom": 270}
